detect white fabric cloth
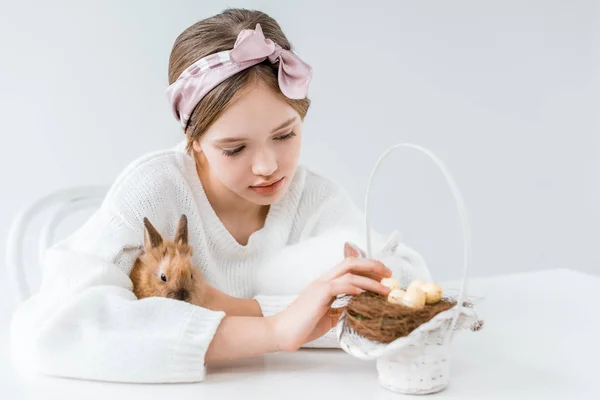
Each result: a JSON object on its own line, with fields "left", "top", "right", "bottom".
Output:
{"left": 10, "top": 141, "right": 431, "bottom": 383}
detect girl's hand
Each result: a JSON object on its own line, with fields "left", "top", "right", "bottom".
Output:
{"left": 268, "top": 243, "right": 391, "bottom": 351}
{"left": 203, "top": 286, "right": 263, "bottom": 317}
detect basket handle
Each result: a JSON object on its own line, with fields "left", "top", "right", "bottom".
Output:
{"left": 364, "top": 143, "right": 472, "bottom": 344}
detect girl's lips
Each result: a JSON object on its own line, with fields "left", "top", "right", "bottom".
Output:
{"left": 250, "top": 177, "right": 284, "bottom": 195}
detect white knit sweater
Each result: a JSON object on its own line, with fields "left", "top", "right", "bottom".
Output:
{"left": 10, "top": 141, "right": 431, "bottom": 383}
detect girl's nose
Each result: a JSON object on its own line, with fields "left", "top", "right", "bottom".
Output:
{"left": 252, "top": 148, "right": 277, "bottom": 177}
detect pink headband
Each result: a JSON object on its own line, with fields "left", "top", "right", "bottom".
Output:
{"left": 166, "top": 23, "right": 313, "bottom": 130}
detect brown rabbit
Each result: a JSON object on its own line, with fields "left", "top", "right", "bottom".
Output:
{"left": 130, "top": 214, "right": 206, "bottom": 306}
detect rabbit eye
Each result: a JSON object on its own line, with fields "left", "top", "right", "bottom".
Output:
{"left": 190, "top": 274, "right": 193, "bottom": 280}
{"left": 160, "top": 273, "right": 167, "bottom": 282}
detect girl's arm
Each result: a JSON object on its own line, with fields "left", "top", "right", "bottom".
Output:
{"left": 203, "top": 286, "right": 264, "bottom": 317}
{"left": 204, "top": 315, "right": 278, "bottom": 362}
{"left": 207, "top": 253, "right": 393, "bottom": 362}
{"left": 10, "top": 206, "right": 228, "bottom": 383}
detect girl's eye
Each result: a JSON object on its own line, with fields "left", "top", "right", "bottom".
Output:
{"left": 161, "top": 273, "right": 167, "bottom": 282}
{"left": 222, "top": 146, "right": 245, "bottom": 157}
{"left": 221, "top": 132, "right": 296, "bottom": 157}
{"left": 275, "top": 132, "right": 296, "bottom": 141}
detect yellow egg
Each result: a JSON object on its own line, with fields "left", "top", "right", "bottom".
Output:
{"left": 407, "top": 279, "right": 426, "bottom": 292}
{"left": 421, "top": 282, "right": 443, "bottom": 304}
{"left": 387, "top": 288, "right": 406, "bottom": 304}
{"left": 401, "top": 287, "right": 426, "bottom": 309}
{"left": 380, "top": 277, "right": 400, "bottom": 290}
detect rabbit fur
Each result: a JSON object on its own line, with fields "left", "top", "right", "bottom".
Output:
{"left": 129, "top": 214, "right": 207, "bottom": 306}
{"left": 253, "top": 228, "right": 431, "bottom": 296}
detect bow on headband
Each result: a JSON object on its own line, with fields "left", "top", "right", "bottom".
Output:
{"left": 166, "top": 24, "right": 313, "bottom": 130}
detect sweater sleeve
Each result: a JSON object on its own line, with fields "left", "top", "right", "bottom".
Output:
{"left": 10, "top": 170, "right": 225, "bottom": 383}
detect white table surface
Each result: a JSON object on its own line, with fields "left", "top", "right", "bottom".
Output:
{"left": 1, "top": 268, "right": 598, "bottom": 399}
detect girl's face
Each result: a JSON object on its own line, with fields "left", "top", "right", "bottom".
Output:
{"left": 193, "top": 80, "right": 303, "bottom": 206}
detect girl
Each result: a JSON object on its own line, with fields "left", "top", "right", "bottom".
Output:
{"left": 10, "top": 8, "right": 430, "bottom": 383}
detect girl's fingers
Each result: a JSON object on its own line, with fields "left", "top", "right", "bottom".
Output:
{"left": 322, "top": 257, "right": 391, "bottom": 281}
{"left": 340, "top": 273, "right": 390, "bottom": 296}
{"left": 360, "top": 272, "right": 390, "bottom": 282}
{"left": 326, "top": 281, "right": 364, "bottom": 297}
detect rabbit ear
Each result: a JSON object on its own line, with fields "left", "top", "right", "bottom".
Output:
{"left": 143, "top": 217, "right": 163, "bottom": 250}
{"left": 379, "top": 230, "right": 401, "bottom": 254}
{"left": 174, "top": 214, "right": 188, "bottom": 246}
{"left": 344, "top": 241, "right": 366, "bottom": 258}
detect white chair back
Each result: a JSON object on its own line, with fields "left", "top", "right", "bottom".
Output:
{"left": 5, "top": 186, "right": 109, "bottom": 302}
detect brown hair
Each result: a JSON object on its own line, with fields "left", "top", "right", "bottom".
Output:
{"left": 168, "top": 8, "right": 311, "bottom": 153}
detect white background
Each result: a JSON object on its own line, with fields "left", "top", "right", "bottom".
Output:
{"left": 1, "top": 0, "right": 598, "bottom": 321}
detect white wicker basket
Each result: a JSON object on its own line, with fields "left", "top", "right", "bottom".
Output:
{"left": 335, "top": 143, "right": 483, "bottom": 395}
{"left": 335, "top": 295, "right": 482, "bottom": 394}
